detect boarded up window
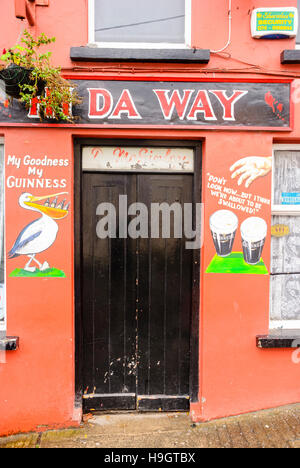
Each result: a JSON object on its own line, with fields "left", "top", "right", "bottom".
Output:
{"left": 273, "top": 151, "right": 300, "bottom": 205}
{"left": 271, "top": 150, "right": 300, "bottom": 326}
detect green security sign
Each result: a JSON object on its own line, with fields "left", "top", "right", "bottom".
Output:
{"left": 251, "top": 8, "right": 298, "bottom": 38}
{"left": 256, "top": 11, "right": 294, "bottom": 32}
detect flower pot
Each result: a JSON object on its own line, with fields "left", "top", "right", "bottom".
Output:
{"left": 0, "top": 64, "right": 45, "bottom": 99}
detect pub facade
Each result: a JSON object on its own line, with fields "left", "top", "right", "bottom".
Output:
{"left": 0, "top": 0, "right": 300, "bottom": 435}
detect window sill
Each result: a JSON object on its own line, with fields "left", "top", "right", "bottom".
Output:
{"left": 0, "top": 336, "right": 19, "bottom": 351}
{"left": 281, "top": 50, "right": 300, "bottom": 64}
{"left": 256, "top": 330, "right": 300, "bottom": 349}
{"left": 70, "top": 47, "right": 210, "bottom": 64}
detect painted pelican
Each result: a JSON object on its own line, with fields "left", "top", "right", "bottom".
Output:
{"left": 8, "top": 192, "right": 69, "bottom": 272}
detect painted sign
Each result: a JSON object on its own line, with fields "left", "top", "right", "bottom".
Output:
{"left": 0, "top": 80, "right": 291, "bottom": 129}
{"left": 251, "top": 7, "right": 298, "bottom": 38}
{"left": 281, "top": 193, "right": 300, "bottom": 205}
{"left": 82, "top": 146, "right": 194, "bottom": 172}
{"left": 6, "top": 154, "right": 70, "bottom": 278}
{"left": 271, "top": 224, "right": 290, "bottom": 238}
{"left": 206, "top": 155, "right": 272, "bottom": 275}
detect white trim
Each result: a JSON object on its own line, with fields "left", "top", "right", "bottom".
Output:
{"left": 270, "top": 144, "right": 300, "bottom": 332}
{"left": 270, "top": 320, "right": 300, "bottom": 330}
{"left": 88, "top": 42, "right": 189, "bottom": 50}
{"left": 295, "top": 5, "right": 300, "bottom": 48}
{"left": 273, "top": 144, "right": 300, "bottom": 151}
{"left": 185, "top": 0, "right": 192, "bottom": 47}
{"left": 0, "top": 138, "right": 4, "bottom": 145}
{"left": 88, "top": 0, "right": 95, "bottom": 45}
{"left": 272, "top": 205, "right": 300, "bottom": 216}
{"left": 88, "top": 0, "right": 191, "bottom": 49}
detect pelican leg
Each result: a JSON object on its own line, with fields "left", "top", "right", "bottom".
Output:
{"left": 40, "top": 261, "right": 50, "bottom": 271}
{"left": 24, "top": 255, "right": 37, "bottom": 273}
{"left": 30, "top": 256, "right": 50, "bottom": 271}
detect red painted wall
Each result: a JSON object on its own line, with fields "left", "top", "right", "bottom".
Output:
{"left": 0, "top": 128, "right": 77, "bottom": 434}
{"left": 0, "top": 0, "right": 300, "bottom": 435}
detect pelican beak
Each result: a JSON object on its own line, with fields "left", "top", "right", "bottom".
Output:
{"left": 24, "top": 192, "right": 69, "bottom": 219}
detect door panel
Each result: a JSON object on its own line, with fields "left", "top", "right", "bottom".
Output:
{"left": 137, "top": 175, "right": 193, "bottom": 410}
{"left": 82, "top": 173, "right": 137, "bottom": 410}
{"left": 82, "top": 172, "right": 194, "bottom": 411}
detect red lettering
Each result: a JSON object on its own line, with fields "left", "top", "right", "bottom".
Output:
{"left": 154, "top": 89, "right": 194, "bottom": 120}
{"left": 88, "top": 88, "right": 113, "bottom": 119}
{"left": 109, "top": 89, "right": 141, "bottom": 119}
{"left": 187, "top": 91, "right": 217, "bottom": 121}
{"left": 28, "top": 88, "right": 72, "bottom": 119}
{"left": 45, "top": 88, "right": 54, "bottom": 118}
{"left": 28, "top": 96, "right": 40, "bottom": 118}
{"left": 209, "top": 90, "right": 248, "bottom": 121}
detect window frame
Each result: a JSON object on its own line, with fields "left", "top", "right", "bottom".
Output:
{"left": 88, "top": 0, "right": 192, "bottom": 49}
{"left": 272, "top": 145, "right": 300, "bottom": 216}
{"left": 296, "top": 1, "right": 300, "bottom": 49}
{"left": 270, "top": 144, "right": 300, "bottom": 330}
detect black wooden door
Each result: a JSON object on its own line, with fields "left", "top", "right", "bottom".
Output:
{"left": 82, "top": 173, "right": 193, "bottom": 412}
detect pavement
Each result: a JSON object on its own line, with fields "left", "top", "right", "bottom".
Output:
{"left": 2, "top": 404, "right": 300, "bottom": 448}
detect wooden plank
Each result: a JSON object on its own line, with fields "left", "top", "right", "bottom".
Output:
{"left": 137, "top": 175, "right": 193, "bottom": 398}
{"left": 70, "top": 47, "right": 210, "bottom": 63}
{"left": 82, "top": 173, "right": 137, "bottom": 404}
{"left": 83, "top": 394, "right": 136, "bottom": 412}
{"left": 281, "top": 50, "right": 300, "bottom": 64}
{"left": 271, "top": 215, "right": 300, "bottom": 274}
{"left": 137, "top": 395, "right": 190, "bottom": 412}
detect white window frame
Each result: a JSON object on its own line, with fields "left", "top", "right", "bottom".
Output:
{"left": 270, "top": 144, "right": 300, "bottom": 330}
{"left": 272, "top": 144, "right": 300, "bottom": 216}
{"left": 88, "top": 0, "right": 191, "bottom": 49}
{"left": 296, "top": 2, "right": 300, "bottom": 49}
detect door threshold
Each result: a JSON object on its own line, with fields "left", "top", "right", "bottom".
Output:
{"left": 137, "top": 395, "right": 190, "bottom": 412}
{"left": 83, "top": 393, "right": 136, "bottom": 412}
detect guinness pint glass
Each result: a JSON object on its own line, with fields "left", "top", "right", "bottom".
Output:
{"left": 209, "top": 210, "right": 238, "bottom": 257}
{"left": 241, "top": 217, "right": 267, "bottom": 265}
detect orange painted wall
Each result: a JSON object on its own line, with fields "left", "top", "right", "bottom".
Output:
{"left": 193, "top": 132, "right": 300, "bottom": 422}
{"left": 0, "top": 0, "right": 300, "bottom": 434}
{"left": 0, "top": 128, "right": 77, "bottom": 435}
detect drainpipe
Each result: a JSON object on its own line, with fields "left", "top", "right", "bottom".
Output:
{"left": 15, "top": 0, "right": 36, "bottom": 26}
{"left": 26, "top": 0, "right": 36, "bottom": 26}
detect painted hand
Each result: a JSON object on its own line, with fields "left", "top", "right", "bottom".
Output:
{"left": 230, "top": 157, "right": 272, "bottom": 188}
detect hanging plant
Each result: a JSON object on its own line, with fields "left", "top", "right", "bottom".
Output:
{"left": 0, "top": 30, "right": 81, "bottom": 122}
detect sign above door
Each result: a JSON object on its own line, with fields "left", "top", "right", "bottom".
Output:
{"left": 82, "top": 146, "right": 194, "bottom": 173}
{"left": 0, "top": 79, "right": 292, "bottom": 130}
